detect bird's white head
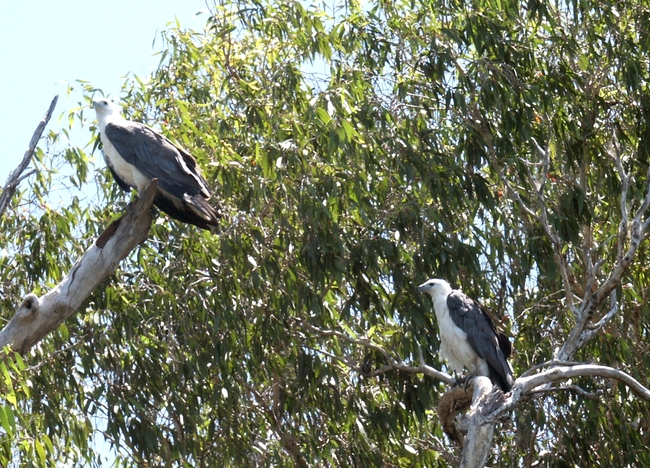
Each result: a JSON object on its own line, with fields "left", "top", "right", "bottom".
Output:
{"left": 93, "top": 98, "right": 123, "bottom": 128}
{"left": 418, "top": 278, "right": 452, "bottom": 298}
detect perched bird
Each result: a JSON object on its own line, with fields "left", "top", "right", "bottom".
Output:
{"left": 418, "top": 278, "right": 514, "bottom": 392}
{"left": 93, "top": 98, "right": 220, "bottom": 232}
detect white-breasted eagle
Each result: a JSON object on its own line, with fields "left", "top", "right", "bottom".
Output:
{"left": 93, "top": 99, "right": 221, "bottom": 232}
{"left": 418, "top": 278, "right": 514, "bottom": 392}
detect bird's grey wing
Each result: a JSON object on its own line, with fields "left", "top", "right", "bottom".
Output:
{"left": 476, "top": 301, "right": 513, "bottom": 360}
{"left": 104, "top": 121, "right": 211, "bottom": 199}
{"left": 497, "top": 331, "right": 512, "bottom": 360}
{"left": 447, "top": 291, "right": 513, "bottom": 389}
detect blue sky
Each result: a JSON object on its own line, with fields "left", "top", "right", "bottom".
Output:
{"left": 0, "top": 1, "right": 209, "bottom": 463}
{"left": 0, "top": 0, "right": 209, "bottom": 184}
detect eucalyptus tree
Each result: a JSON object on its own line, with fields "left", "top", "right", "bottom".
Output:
{"left": 1, "top": 0, "right": 650, "bottom": 466}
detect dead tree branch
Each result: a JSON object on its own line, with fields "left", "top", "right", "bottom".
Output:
{"left": 451, "top": 363, "right": 650, "bottom": 467}
{"left": 466, "top": 107, "right": 579, "bottom": 317}
{"left": 485, "top": 363, "right": 650, "bottom": 426}
{"left": 0, "top": 95, "right": 59, "bottom": 219}
{"left": 459, "top": 377, "right": 505, "bottom": 468}
{"left": 556, "top": 144, "right": 650, "bottom": 362}
{"left": 521, "top": 364, "right": 650, "bottom": 401}
{"left": 0, "top": 181, "right": 157, "bottom": 354}
{"left": 470, "top": 110, "right": 650, "bottom": 364}
{"left": 529, "top": 384, "right": 604, "bottom": 400}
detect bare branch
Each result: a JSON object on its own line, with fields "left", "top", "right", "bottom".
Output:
{"left": 300, "top": 321, "right": 455, "bottom": 385}
{"left": 0, "top": 181, "right": 158, "bottom": 354}
{"left": 597, "top": 163, "right": 650, "bottom": 305}
{"left": 488, "top": 363, "right": 650, "bottom": 424}
{"left": 530, "top": 136, "right": 550, "bottom": 197}
{"left": 304, "top": 345, "right": 359, "bottom": 372}
{"left": 460, "top": 377, "right": 504, "bottom": 468}
{"left": 462, "top": 363, "right": 650, "bottom": 450}
{"left": 517, "top": 360, "right": 584, "bottom": 379}
{"left": 634, "top": 164, "right": 650, "bottom": 229}
{"left": 522, "top": 364, "right": 650, "bottom": 400}
{"left": 364, "top": 360, "right": 454, "bottom": 383}
{"left": 584, "top": 289, "right": 617, "bottom": 333}
{"left": 529, "top": 384, "right": 604, "bottom": 400}
{"left": 301, "top": 322, "right": 394, "bottom": 364}
{"left": 0, "top": 96, "right": 58, "bottom": 219}
{"left": 608, "top": 136, "right": 629, "bottom": 264}
{"left": 467, "top": 107, "right": 578, "bottom": 316}
{"left": 556, "top": 142, "right": 650, "bottom": 363}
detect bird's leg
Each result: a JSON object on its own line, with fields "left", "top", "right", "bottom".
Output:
{"left": 452, "top": 374, "right": 474, "bottom": 390}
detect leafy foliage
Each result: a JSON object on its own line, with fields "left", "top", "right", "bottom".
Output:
{"left": 1, "top": 0, "right": 650, "bottom": 466}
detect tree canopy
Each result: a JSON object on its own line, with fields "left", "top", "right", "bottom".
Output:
{"left": 2, "top": 0, "right": 650, "bottom": 466}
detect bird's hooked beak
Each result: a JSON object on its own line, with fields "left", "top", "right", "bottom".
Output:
{"left": 418, "top": 278, "right": 449, "bottom": 297}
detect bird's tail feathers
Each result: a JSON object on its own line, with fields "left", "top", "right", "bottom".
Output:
{"left": 185, "top": 195, "right": 221, "bottom": 232}
{"left": 488, "top": 362, "right": 514, "bottom": 392}
{"left": 154, "top": 190, "right": 221, "bottom": 233}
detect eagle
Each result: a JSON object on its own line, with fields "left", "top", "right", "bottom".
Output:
{"left": 93, "top": 98, "right": 221, "bottom": 232}
{"left": 418, "top": 278, "right": 514, "bottom": 392}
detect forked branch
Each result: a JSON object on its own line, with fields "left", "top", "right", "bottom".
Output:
{"left": 0, "top": 95, "right": 59, "bottom": 219}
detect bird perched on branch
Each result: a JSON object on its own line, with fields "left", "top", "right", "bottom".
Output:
{"left": 93, "top": 98, "right": 221, "bottom": 232}
{"left": 418, "top": 278, "right": 514, "bottom": 392}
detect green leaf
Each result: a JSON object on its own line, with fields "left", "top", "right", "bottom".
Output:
{"left": 316, "top": 107, "right": 331, "bottom": 125}
{"left": 0, "top": 406, "right": 13, "bottom": 436}
{"left": 35, "top": 439, "right": 46, "bottom": 466}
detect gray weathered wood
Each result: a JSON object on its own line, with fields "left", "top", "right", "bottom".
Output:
{"left": 0, "top": 181, "right": 157, "bottom": 354}
{"left": 459, "top": 377, "right": 499, "bottom": 468}
{"left": 0, "top": 96, "right": 58, "bottom": 220}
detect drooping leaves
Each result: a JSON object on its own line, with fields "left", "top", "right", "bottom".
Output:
{"left": 2, "top": 0, "right": 650, "bottom": 466}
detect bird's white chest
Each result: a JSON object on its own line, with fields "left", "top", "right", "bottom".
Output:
{"left": 433, "top": 296, "right": 481, "bottom": 373}
{"left": 100, "top": 133, "right": 150, "bottom": 191}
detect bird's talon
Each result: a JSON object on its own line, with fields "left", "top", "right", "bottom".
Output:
{"left": 452, "top": 375, "right": 472, "bottom": 390}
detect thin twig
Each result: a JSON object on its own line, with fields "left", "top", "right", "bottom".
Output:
{"left": 0, "top": 95, "right": 58, "bottom": 219}
{"left": 302, "top": 322, "right": 395, "bottom": 364}
{"left": 304, "top": 345, "right": 359, "bottom": 372}
{"left": 585, "top": 289, "right": 617, "bottom": 332}
{"left": 300, "top": 321, "right": 454, "bottom": 384}
{"left": 26, "top": 333, "right": 90, "bottom": 372}
{"left": 608, "top": 135, "right": 629, "bottom": 265}
{"left": 244, "top": 380, "right": 308, "bottom": 468}
{"left": 529, "top": 384, "right": 604, "bottom": 400}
